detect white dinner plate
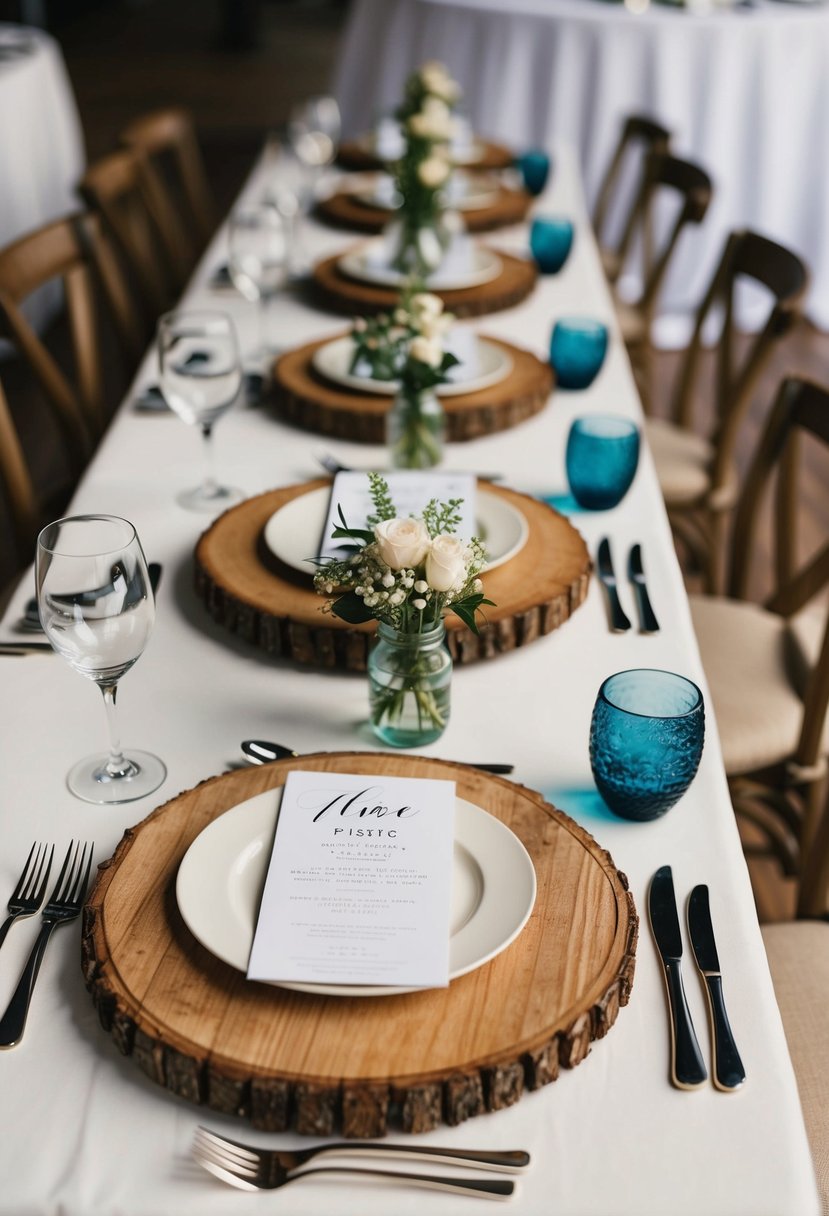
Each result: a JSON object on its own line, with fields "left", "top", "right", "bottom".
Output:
{"left": 352, "top": 173, "right": 500, "bottom": 214}
{"left": 311, "top": 334, "right": 513, "bottom": 398}
{"left": 176, "top": 788, "right": 536, "bottom": 997}
{"left": 262, "top": 485, "right": 529, "bottom": 579}
{"left": 338, "top": 240, "right": 502, "bottom": 291}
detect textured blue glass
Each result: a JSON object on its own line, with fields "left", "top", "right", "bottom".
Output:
{"left": 589, "top": 669, "right": 705, "bottom": 821}
{"left": 530, "top": 217, "right": 574, "bottom": 274}
{"left": 565, "top": 414, "right": 640, "bottom": 509}
{"left": 550, "top": 318, "right": 608, "bottom": 389}
{"left": 517, "top": 150, "right": 551, "bottom": 196}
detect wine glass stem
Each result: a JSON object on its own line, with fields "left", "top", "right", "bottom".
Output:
{"left": 200, "top": 422, "right": 219, "bottom": 497}
{"left": 100, "top": 683, "right": 129, "bottom": 778}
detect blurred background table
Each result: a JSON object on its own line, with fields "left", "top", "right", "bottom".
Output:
{"left": 335, "top": 0, "right": 829, "bottom": 339}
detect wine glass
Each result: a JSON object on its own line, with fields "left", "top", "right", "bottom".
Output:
{"left": 227, "top": 203, "right": 288, "bottom": 361}
{"left": 36, "top": 515, "right": 166, "bottom": 805}
{"left": 158, "top": 310, "right": 243, "bottom": 512}
{"left": 287, "top": 94, "right": 341, "bottom": 175}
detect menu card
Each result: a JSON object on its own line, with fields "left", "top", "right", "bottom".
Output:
{"left": 247, "top": 770, "right": 456, "bottom": 987}
{"left": 319, "top": 470, "right": 477, "bottom": 562}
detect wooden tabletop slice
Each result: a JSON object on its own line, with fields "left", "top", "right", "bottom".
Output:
{"left": 338, "top": 137, "right": 515, "bottom": 173}
{"left": 82, "top": 754, "right": 637, "bottom": 1137}
{"left": 317, "top": 184, "right": 532, "bottom": 235}
{"left": 271, "top": 334, "right": 553, "bottom": 443}
{"left": 194, "top": 480, "right": 591, "bottom": 669}
{"left": 312, "top": 248, "right": 537, "bottom": 319}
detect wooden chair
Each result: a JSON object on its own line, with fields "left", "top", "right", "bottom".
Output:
{"left": 79, "top": 147, "right": 192, "bottom": 328}
{"left": 690, "top": 377, "right": 829, "bottom": 912}
{"left": 646, "top": 230, "right": 808, "bottom": 591}
{"left": 609, "top": 150, "right": 713, "bottom": 403}
{"left": 119, "top": 107, "right": 216, "bottom": 259}
{"left": 0, "top": 376, "right": 39, "bottom": 575}
{"left": 0, "top": 211, "right": 143, "bottom": 476}
{"left": 592, "top": 113, "right": 672, "bottom": 284}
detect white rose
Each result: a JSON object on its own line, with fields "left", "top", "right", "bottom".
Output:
{"left": 409, "top": 111, "right": 454, "bottom": 141}
{"left": 374, "top": 517, "right": 431, "bottom": 570}
{"left": 418, "top": 155, "right": 451, "bottom": 188}
{"left": 410, "top": 292, "right": 444, "bottom": 320}
{"left": 426, "top": 535, "right": 467, "bottom": 592}
{"left": 409, "top": 335, "right": 443, "bottom": 367}
{"left": 421, "top": 96, "right": 451, "bottom": 124}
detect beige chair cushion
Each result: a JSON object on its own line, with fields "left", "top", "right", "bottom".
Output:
{"left": 690, "top": 595, "right": 805, "bottom": 774}
{"left": 761, "top": 921, "right": 829, "bottom": 1215}
{"left": 645, "top": 416, "right": 738, "bottom": 509}
{"left": 615, "top": 298, "right": 647, "bottom": 348}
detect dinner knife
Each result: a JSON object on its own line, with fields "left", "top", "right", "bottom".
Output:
{"left": 687, "top": 884, "right": 746, "bottom": 1092}
{"left": 596, "top": 538, "right": 632, "bottom": 632}
{"left": 241, "top": 739, "right": 515, "bottom": 775}
{"left": 648, "top": 865, "right": 708, "bottom": 1090}
{"left": 628, "top": 543, "right": 660, "bottom": 634}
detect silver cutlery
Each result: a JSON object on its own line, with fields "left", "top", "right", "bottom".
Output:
{"left": 628, "top": 543, "right": 660, "bottom": 634}
{"left": 596, "top": 537, "right": 632, "bottom": 633}
{"left": 0, "top": 641, "right": 54, "bottom": 656}
{"left": 193, "top": 1128, "right": 515, "bottom": 1199}
{"left": 0, "top": 843, "right": 53, "bottom": 951}
{"left": 688, "top": 884, "right": 746, "bottom": 1091}
{"left": 0, "top": 840, "right": 94, "bottom": 1049}
{"left": 241, "top": 739, "right": 515, "bottom": 776}
{"left": 317, "top": 454, "right": 503, "bottom": 482}
{"left": 648, "top": 865, "right": 707, "bottom": 1090}
{"left": 195, "top": 1125, "right": 529, "bottom": 1174}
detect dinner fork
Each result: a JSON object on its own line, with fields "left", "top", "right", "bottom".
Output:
{"left": 193, "top": 1129, "right": 515, "bottom": 1199}
{"left": 0, "top": 842, "right": 54, "bottom": 950}
{"left": 0, "top": 840, "right": 94, "bottom": 1049}
{"left": 195, "top": 1125, "right": 529, "bottom": 1174}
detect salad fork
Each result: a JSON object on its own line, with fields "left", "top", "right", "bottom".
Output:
{"left": 193, "top": 1128, "right": 515, "bottom": 1199}
{"left": 195, "top": 1125, "right": 529, "bottom": 1174}
{"left": 0, "top": 840, "right": 94, "bottom": 1048}
{"left": 0, "top": 842, "right": 53, "bottom": 950}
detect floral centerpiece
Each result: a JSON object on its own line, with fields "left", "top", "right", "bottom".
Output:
{"left": 351, "top": 290, "right": 459, "bottom": 468}
{"left": 388, "top": 61, "right": 463, "bottom": 275}
{"left": 314, "top": 473, "right": 492, "bottom": 745}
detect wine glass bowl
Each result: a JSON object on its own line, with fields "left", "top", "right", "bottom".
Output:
{"left": 228, "top": 204, "right": 288, "bottom": 359}
{"left": 36, "top": 515, "right": 166, "bottom": 805}
{"left": 158, "top": 310, "right": 243, "bottom": 512}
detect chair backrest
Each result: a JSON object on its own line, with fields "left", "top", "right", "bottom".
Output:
{"left": 79, "top": 147, "right": 191, "bottom": 322}
{"left": 612, "top": 150, "right": 713, "bottom": 314}
{"left": 0, "top": 211, "right": 142, "bottom": 473}
{"left": 727, "top": 377, "right": 829, "bottom": 789}
{"left": 0, "top": 376, "right": 38, "bottom": 568}
{"left": 592, "top": 113, "right": 672, "bottom": 272}
{"left": 120, "top": 107, "right": 215, "bottom": 255}
{"left": 671, "top": 230, "right": 808, "bottom": 493}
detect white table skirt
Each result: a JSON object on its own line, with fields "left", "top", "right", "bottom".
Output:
{"left": 0, "top": 145, "right": 818, "bottom": 1215}
{"left": 334, "top": 0, "right": 829, "bottom": 341}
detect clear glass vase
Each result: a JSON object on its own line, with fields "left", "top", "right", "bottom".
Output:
{"left": 384, "top": 216, "right": 445, "bottom": 277}
{"left": 388, "top": 386, "right": 445, "bottom": 468}
{"left": 368, "top": 621, "right": 453, "bottom": 747}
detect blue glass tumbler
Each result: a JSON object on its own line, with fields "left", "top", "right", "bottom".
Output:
{"left": 565, "top": 415, "right": 640, "bottom": 509}
{"left": 550, "top": 318, "right": 609, "bottom": 389}
{"left": 517, "top": 150, "right": 551, "bottom": 196}
{"left": 589, "top": 669, "right": 705, "bottom": 821}
{"left": 530, "top": 217, "right": 574, "bottom": 274}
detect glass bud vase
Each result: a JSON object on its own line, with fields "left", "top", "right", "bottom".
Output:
{"left": 388, "top": 386, "right": 445, "bottom": 469}
{"left": 368, "top": 621, "right": 453, "bottom": 747}
{"left": 383, "top": 216, "right": 444, "bottom": 277}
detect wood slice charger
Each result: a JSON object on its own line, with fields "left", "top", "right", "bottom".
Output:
{"left": 272, "top": 334, "right": 553, "bottom": 444}
{"left": 82, "top": 753, "right": 638, "bottom": 1137}
{"left": 338, "top": 137, "right": 515, "bottom": 173}
{"left": 317, "top": 183, "right": 533, "bottom": 235}
{"left": 312, "top": 247, "right": 537, "bottom": 320}
{"left": 194, "top": 480, "right": 591, "bottom": 670}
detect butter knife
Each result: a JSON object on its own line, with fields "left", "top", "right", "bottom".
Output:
{"left": 687, "top": 885, "right": 746, "bottom": 1091}
{"left": 628, "top": 543, "right": 660, "bottom": 634}
{"left": 649, "top": 865, "right": 707, "bottom": 1090}
{"left": 597, "top": 538, "right": 632, "bottom": 632}
{"left": 241, "top": 740, "right": 514, "bottom": 775}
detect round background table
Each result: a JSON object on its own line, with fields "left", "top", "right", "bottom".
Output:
{"left": 335, "top": 0, "right": 829, "bottom": 338}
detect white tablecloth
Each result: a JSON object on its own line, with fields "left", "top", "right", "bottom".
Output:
{"left": 335, "top": 0, "right": 829, "bottom": 340}
{"left": 0, "top": 22, "right": 85, "bottom": 330}
{"left": 0, "top": 146, "right": 818, "bottom": 1215}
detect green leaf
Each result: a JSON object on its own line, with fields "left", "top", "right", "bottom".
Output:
{"left": 331, "top": 591, "right": 376, "bottom": 625}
